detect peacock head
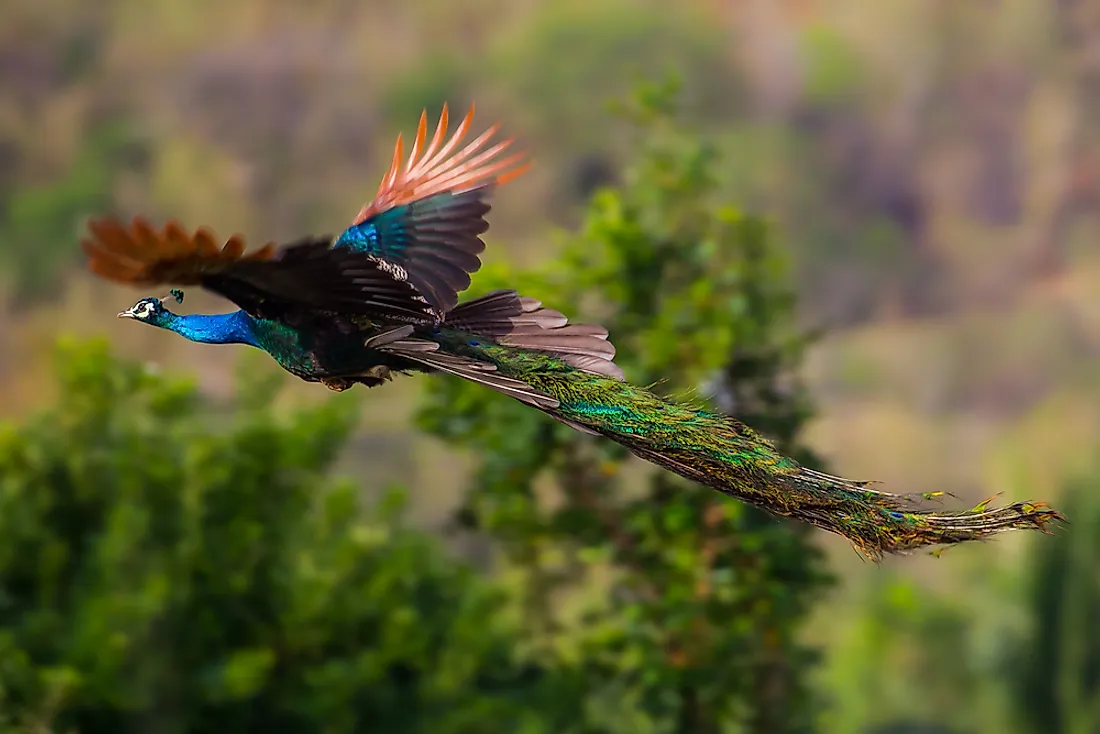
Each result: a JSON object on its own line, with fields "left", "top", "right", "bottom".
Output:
{"left": 117, "top": 289, "right": 185, "bottom": 325}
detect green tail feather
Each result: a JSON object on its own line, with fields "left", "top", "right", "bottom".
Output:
{"left": 767, "top": 468, "right": 1061, "bottom": 560}
{"left": 459, "top": 340, "right": 1064, "bottom": 560}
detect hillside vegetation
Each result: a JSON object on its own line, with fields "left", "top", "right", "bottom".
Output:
{"left": 2, "top": 0, "right": 1099, "bottom": 730}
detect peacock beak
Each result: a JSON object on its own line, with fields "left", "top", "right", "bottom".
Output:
{"left": 117, "top": 308, "right": 136, "bottom": 319}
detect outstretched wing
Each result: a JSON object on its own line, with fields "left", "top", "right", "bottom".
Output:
{"left": 82, "top": 216, "right": 438, "bottom": 322}
{"left": 335, "top": 103, "right": 529, "bottom": 316}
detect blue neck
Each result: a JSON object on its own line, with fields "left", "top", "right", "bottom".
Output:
{"left": 161, "top": 310, "right": 260, "bottom": 348}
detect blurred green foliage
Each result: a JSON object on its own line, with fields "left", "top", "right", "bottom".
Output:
{"left": 417, "top": 81, "right": 832, "bottom": 733}
{"left": 1009, "top": 470, "right": 1100, "bottom": 734}
{"left": 816, "top": 464, "right": 1100, "bottom": 734}
{"left": 5, "top": 325, "right": 1086, "bottom": 732}
{"left": 0, "top": 339, "right": 563, "bottom": 733}
{"left": 798, "top": 25, "right": 865, "bottom": 106}
{"left": 0, "top": 7, "right": 1093, "bottom": 719}
{"left": 820, "top": 577, "right": 1005, "bottom": 734}
{"left": 380, "top": 55, "right": 474, "bottom": 134}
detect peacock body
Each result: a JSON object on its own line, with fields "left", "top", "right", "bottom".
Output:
{"left": 83, "top": 105, "right": 1063, "bottom": 559}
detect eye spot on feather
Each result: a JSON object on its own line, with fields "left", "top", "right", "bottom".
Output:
{"left": 468, "top": 340, "right": 480, "bottom": 346}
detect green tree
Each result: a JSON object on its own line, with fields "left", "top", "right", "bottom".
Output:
{"left": 417, "top": 80, "right": 833, "bottom": 734}
{"left": 1009, "top": 468, "right": 1100, "bottom": 734}
{"left": 0, "top": 339, "right": 560, "bottom": 734}
{"left": 819, "top": 576, "right": 1002, "bottom": 734}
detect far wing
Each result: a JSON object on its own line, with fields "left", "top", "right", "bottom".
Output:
{"left": 82, "top": 216, "right": 438, "bottom": 322}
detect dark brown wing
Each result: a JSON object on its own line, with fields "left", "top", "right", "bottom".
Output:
{"left": 82, "top": 216, "right": 438, "bottom": 322}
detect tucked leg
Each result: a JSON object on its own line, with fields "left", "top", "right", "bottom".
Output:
{"left": 363, "top": 365, "right": 393, "bottom": 382}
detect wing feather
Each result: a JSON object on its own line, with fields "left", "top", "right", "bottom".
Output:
{"left": 83, "top": 216, "right": 439, "bottom": 322}
{"left": 82, "top": 216, "right": 278, "bottom": 286}
{"left": 377, "top": 336, "right": 561, "bottom": 409}
{"left": 445, "top": 290, "right": 625, "bottom": 380}
{"left": 352, "top": 103, "right": 529, "bottom": 225}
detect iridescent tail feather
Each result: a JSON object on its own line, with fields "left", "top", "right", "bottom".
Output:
{"left": 620, "top": 428, "right": 1063, "bottom": 560}
{"left": 778, "top": 467, "right": 1064, "bottom": 560}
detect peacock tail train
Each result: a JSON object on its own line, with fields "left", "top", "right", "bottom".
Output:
{"left": 485, "top": 347, "right": 1062, "bottom": 560}
{"left": 380, "top": 291, "right": 1064, "bottom": 561}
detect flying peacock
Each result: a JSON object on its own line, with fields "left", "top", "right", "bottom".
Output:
{"left": 83, "top": 105, "right": 1063, "bottom": 560}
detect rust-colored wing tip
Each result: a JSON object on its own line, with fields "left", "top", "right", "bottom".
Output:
{"left": 82, "top": 215, "right": 276, "bottom": 286}
{"left": 352, "top": 103, "right": 529, "bottom": 225}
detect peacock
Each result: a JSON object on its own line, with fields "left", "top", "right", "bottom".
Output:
{"left": 84, "top": 105, "right": 1062, "bottom": 559}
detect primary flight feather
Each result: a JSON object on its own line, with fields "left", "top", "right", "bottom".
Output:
{"left": 84, "top": 104, "right": 1062, "bottom": 559}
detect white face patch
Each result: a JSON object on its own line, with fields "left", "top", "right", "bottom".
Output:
{"left": 133, "top": 300, "right": 157, "bottom": 319}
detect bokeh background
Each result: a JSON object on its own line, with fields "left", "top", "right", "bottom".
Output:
{"left": 2, "top": 0, "right": 1099, "bottom": 732}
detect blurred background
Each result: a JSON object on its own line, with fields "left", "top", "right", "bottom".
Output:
{"left": 2, "top": 0, "right": 1100, "bottom": 732}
